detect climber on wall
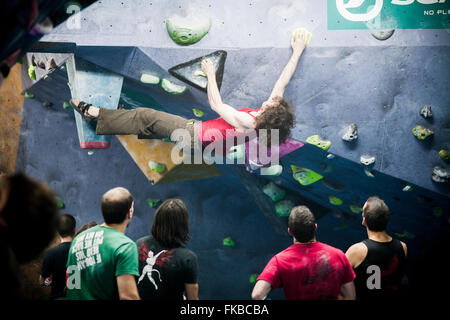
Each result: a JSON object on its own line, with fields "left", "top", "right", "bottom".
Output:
{"left": 70, "top": 28, "right": 309, "bottom": 158}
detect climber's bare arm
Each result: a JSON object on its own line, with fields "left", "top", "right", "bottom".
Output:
{"left": 202, "top": 59, "right": 255, "bottom": 130}
{"left": 267, "top": 29, "right": 308, "bottom": 102}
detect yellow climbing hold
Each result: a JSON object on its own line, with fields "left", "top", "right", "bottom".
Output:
{"left": 349, "top": 205, "right": 362, "bottom": 214}
{"left": 292, "top": 28, "right": 312, "bottom": 46}
{"left": 306, "top": 135, "right": 331, "bottom": 151}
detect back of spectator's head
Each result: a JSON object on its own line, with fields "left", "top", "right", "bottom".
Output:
{"left": 57, "top": 214, "right": 76, "bottom": 238}
{"left": 288, "top": 206, "right": 316, "bottom": 243}
{"left": 74, "top": 221, "right": 99, "bottom": 238}
{"left": 101, "top": 187, "right": 133, "bottom": 225}
{"left": 363, "top": 196, "right": 391, "bottom": 232}
{"left": 151, "top": 199, "right": 191, "bottom": 248}
{"left": 0, "top": 173, "right": 58, "bottom": 263}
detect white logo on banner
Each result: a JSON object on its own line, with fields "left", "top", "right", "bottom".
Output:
{"left": 336, "top": 0, "right": 384, "bottom": 21}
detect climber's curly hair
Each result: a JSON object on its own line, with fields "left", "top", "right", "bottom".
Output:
{"left": 254, "top": 96, "right": 295, "bottom": 147}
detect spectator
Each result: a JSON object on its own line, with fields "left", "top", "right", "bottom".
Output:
{"left": 74, "top": 221, "right": 98, "bottom": 238}
{"left": 40, "top": 214, "right": 76, "bottom": 299}
{"left": 345, "top": 196, "right": 407, "bottom": 299}
{"left": 66, "top": 187, "right": 140, "bottom": 300}
{"left": 136, "top": 199, "right": 198, "bottom": 300}
{"left": 0, "top": 173, "right": 58, "bottom": 299}
{"left": 252, "top": 205, "right": 356, "bottom": 300}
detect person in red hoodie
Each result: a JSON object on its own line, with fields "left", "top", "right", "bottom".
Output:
{"left": 252, "top": 205, "right": 356, "bottom": 300}
{"left": 70, "top": 29, "right": 309, "bottom": 156}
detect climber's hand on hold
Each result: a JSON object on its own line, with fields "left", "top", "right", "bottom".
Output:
{"left": 201, "top": 59, "right": 215, "bottom": 78}
{"left": 291, "top": 29, "right": 307, "bottom": 55}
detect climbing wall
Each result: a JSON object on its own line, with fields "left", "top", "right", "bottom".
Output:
{"left": 12, "top": 0, "right": 450, "bottom": 299}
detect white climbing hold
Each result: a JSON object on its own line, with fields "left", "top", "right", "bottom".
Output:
{"left": 166, "top": 15, "right": 211, "bottom": 45}
{"left": 420, "top": 105, "right": 433, "bottom": 119}
{"left": 194, "top": 70, "right": 207, "bottom": 77}
{"left": 342, "top": 123, "right": 358, "bottom": 142}
{"left": 260, "top": 164, "right": 283, "bottom": 176}
{"left": 88, "top": 150, "right": 94, "bottom": 156}
{"left": 327, "top": 153, "right": 336, "bottom": 160}
{"left": 140, "top": 73, "right": 160, "bottom": 84}
{"left": 360, "top": 155, "right": 376, "bottom": 166}
{"left": 402, "top": 185, "right": 413, "bottom": 192}
{"left": 364, "top": 168, "right": 375, "bottom": 178}
{"left": 431, "top": 166, "right": 449, "bottom": 183}
{"left": 370, "top": 29, "right": 395, "bottom": 41}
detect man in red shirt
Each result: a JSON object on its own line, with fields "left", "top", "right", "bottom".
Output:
{"left": 252, "top": 206, "right": 356, "bottom": 300}
{"left": 70, "top": 29, "right": 310, "bottom": 155}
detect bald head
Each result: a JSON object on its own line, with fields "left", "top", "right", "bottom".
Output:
{"left": 101, "top": 187, "right": 133, "bottom": 224}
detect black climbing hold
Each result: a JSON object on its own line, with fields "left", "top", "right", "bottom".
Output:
{"left": 168, "top": 50, "right": 227, "bottom": 92}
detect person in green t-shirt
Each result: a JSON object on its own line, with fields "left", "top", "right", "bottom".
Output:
{"left": 66, "top": 187, "right": 140, "bottom": 300}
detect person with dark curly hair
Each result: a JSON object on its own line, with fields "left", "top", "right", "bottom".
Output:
{"left": 70, "top": 29, "right": 307, "bottom": 157}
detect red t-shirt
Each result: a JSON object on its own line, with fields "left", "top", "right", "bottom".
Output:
{"left": 197, "top": 108, "right": 259, "bottom": 155}
{"left": 257, "top": 242, "right": 355, "bottom": 300}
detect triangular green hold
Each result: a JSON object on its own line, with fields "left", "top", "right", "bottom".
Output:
{"left": 147, "top": 198, "right": 162, "bottom": 208}
{"left": 275, "top": 200, "right": 295, "bottom": 217}
{"left": 168, "top": 50, "right": 227, "bottom": 92}
{"left": 306, "top": 135, "right": 331, "bottom": 151}
{"left": 262, "top": 182, "right": 285, "bottom": 202}
{"left": 249, "top": 273, "right": 259, "bottom": 284}
{"left": 55, "top": 197, "right": 65, "bottom": 209}
{"left": 290, "top": 165, "right": 323, "bottom": 186}
{"left": 148, "top": 160, "right": 166, "bottom": 173}
{"left": 223, "top": 237, "right": 236, "bottom": 247}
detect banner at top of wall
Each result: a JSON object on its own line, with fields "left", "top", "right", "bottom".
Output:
{"left": 327, "top": 0, "right": 450, "bottom": 30}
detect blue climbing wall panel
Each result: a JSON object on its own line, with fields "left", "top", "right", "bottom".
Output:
{"left": 66, "top": 55, "right": 123, "bottom": 149}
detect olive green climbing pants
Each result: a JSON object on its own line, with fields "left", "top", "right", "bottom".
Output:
{"left": 96, "top": 108, "right": 197, "bottom": 143}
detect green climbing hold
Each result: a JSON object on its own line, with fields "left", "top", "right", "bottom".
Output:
{"left": 262, "top": 182, "right": 285, "bottom": 202}
{"left": 306, "top": 135, "right": 331, "bottom": 151}
{"left": 147, "top": 198, "right": 162, "bottom": 208}
{"left": 329, "top": 196, "right": 343, "bottom": 206}
{"left": 161, "top": 78, "right": 187, "bottom": 94}
{"left": 439, "top": 150, "right": 450, "bottom": 162}
{"left": 194, "top": 70, "right": 207, "bottom": 77}
{"left": 192, "top": 108, "right": 204, "bottom": 118}
{"left": 55, "top": 197, "right": 65, "bottom": 209}
{"left": 249, "top": 273, "right": 259, "bottom": 284}
{"left": 349, "top": 205, "right": 362, "bottom": 214}
{"left": 394, "top": 232, "right": 406, "bottom": 238}
{"left": 140, "top": 73, "right": 160, "bottom": 84}
{"left": 162, "top": 138, "right": 172, "bottom": 143}
{"left": 226, "top": 144, "right": 245, "bottom": 163}
{"left": 333, "top": 224, "right": 349, "bottom": 231}
{"left": 148, "top": 160, "right": 166, "bottom": 173}
{"left": 275, "top": 200, "right": 295, "bottom": 217}
{"left": 412, "top": 125, "right": 434, "bottom": 140}
{"left": 166, "top": 16, "right": 211, "bottom": 45}
{"left": 223, "top": 237, "right": 236, "bottom": 247}
{"left": 24, "top": 92, "right": 35, "bottom": 99}
{"left": 433, "top": 207, "right": 443, "bottom": 217}
{"left": 17, "top": 58, "right": 23, "bottom": 64}
{"left": 28, "top": 65, "right": 36, "bottom": 80}
{"left": 291, "top": 165, "right": 323, "bottom": 186}
{"left": 63, "top": 101, "right": 72, "bottom": 109}
{"left": 260, "top": 164, "right": 283, "bottom": 176}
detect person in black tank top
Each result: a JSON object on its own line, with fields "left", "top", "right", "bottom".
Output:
{"left": 346, "top": 197, "right": 407, "bottom": 300}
